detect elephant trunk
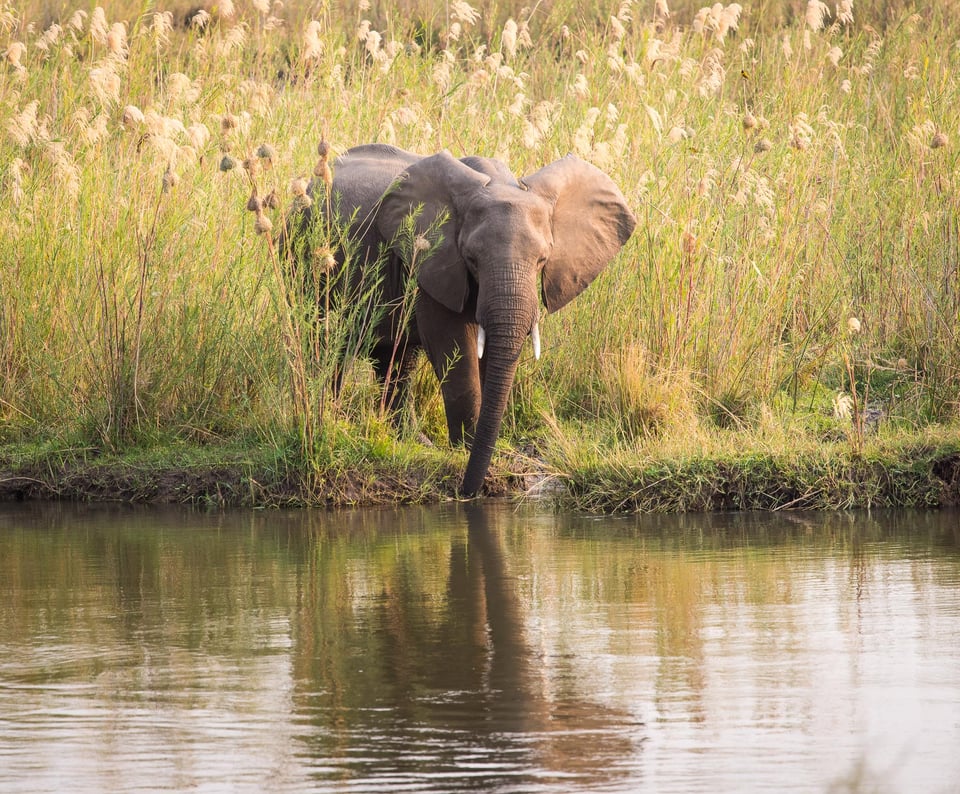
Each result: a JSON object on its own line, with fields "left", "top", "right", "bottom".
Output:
{"left": 461, "top": 297, "right": 536, "bottom": 497}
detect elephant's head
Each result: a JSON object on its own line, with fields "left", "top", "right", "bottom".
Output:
{"left": 377, "top": 151, "right": 636, "bottom": 496}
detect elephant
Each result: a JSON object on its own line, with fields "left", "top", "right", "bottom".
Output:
{"left": 290, "top": 143, "right": 636, "bottom": 496}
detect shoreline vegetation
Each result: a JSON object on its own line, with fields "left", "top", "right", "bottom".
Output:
{"left": 3, "top": 430, "right": 960, "bottom": 510}
{"left": 3, "top": 1, "right": 960, "bottom": 512}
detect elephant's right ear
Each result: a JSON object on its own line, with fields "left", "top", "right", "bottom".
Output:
{"left": 376, "top": 151, "right": 490, "bottom": 313}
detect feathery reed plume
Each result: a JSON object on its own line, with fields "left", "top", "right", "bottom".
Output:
{"left": 7, "top": 157, "right": 26, "bottom": 206}
{"left": 122, "top": 104, "right": 144, "bottom": 128}
{"left": 186, "top": 123, "right": 210, "bottom": 150}
{"left": 221, "top": 113, "right": 240, "bottom": 135}
{"left": 303, "top": 20, "right": 323, "bottom": 60}
{"left": 66, "top": 9, "right": 87, "bottom": 33}
{"left": 152, "top": 11, "right": 173, "bottom": 46}
{"left": 36, "top": 24, "right": 62, "bottom": 56}
{"left": 90, "top": 7, "right": 109, "bottom": 44}
{"left": 805, "top": 0, "right": 829, "bottom": 31}
{"left": 106, "top": 22, "right": 127, "bottom": 56}
{"left": 7, "top": 100, "right": 41, "bottom": 145}
{"left": 190, "top": 10, "right": 210, "bottom": 30}
{"left": 89, "top": 64, "right": 121, "bottom": 106}
{"left": 162, "top": 164, "right": 178, "bottom": 193}
{"left": 502, "top": 19, "right": 518, "bottom": 58}
{"left": 451, "top": 2, "right": 480, "bottom": 26}
{"left": 836, "top": 0, "right": 854, "bottom": 25}
{"left": 4, "top": 41, "right": 25, "bottom": 70}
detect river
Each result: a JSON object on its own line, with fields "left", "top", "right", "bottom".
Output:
{"left": 1, "top": 501, "right": 958, "bottom": 792}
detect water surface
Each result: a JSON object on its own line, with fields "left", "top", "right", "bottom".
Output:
{"left": 1, "top": 502, "right": 959, "bottom": 792}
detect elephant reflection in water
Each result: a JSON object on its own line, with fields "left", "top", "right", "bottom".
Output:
{"left": 289, "top": 505, "right": 641, "bottom": 788}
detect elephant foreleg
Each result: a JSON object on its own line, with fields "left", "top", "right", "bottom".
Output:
{"left": 415, "top": 292, "right": 481, "bottom": 446}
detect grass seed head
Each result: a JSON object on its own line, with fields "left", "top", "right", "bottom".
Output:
{"left": 162, "top": 165, "right": 178, "bottom": 193}
{"left": 292, "top": 193, "right": 313, "bottom": 211}
{"left": 89, "top": 66, "right": 122, "bottom": 106}
{"left": 254, "top": 210, "right": 273, "bottom": 235}
{"left": 805, "top": 0, "right": 829, "bottom": 31}
{"left": 502, "top": 19, "right": 518, "bottom": 58}
{"left": 189, "top": 10, "right": 211, "bottom": 29}
{"left": 5, "top": 41, "right": 26, "bottom": 70}
{"left": 8, "top": 157, "right": 26, "bottom": 205}
{"left": 221, "top": 114, "right": 239, "bottom": 134}
{"left": 122, "top": 104, "right": 144, "bottom": 128}
{"left": 833, "top": 392, "right": 854, "bottom": 420}
{"left": 90, "top": 7, "right": 108, "bottom": 44}
{"left": 451, "top": 1, "right": 480, "bottom": 27}
{"left": 304, "top": 20, "right": 324, "bottom": 59}
{"left": 219, "top": 154, "right": 239, "bottom": 172}
{"left": 186, "top": 123, "right": 210, "bottom": 150}
{"left": 314, "top": 159, "right": 333, "bottom": 185}
{"left": 106, "top": 22, "right": 127, "bottom": 56}
{"left": 256, "top": 143, "right": 277, "bottom": 167}
{"left": 315, "top": 246, "right": 337, "bottom": 272}
{"left": 67, "top": 9, "right": 87, "bottom": 33}
{"left": 931, "top": 131, "right": 948, "bottom": 149}
{"left": 8, "top": 101, "right": 42, "bottom": 146}
{"left": 315, "top": 139, "right": 333, "bottom": 187}
{"left": 247, "top": 190, "right": 262, "bottom": 212}
{"left": 152, "top": 10, "right": 173, "bottom": 45}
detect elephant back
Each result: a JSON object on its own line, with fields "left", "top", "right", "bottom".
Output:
{"left": 315, "top": 144, "right": 422, "bottom": 255}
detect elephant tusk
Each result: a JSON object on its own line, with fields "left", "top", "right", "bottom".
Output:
{"left": 531, "top": 321, "right": 541, "bottom": 360}
{"left": 477, "top": 326, "right": 486, "bottom": 359}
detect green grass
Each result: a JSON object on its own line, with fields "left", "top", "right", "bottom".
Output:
{"left": 2, "top": 0, "right": 960, "bottom": 509}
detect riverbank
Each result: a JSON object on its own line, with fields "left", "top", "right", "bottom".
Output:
{"left": 0, "top": 441, "right": 523, "bottom": 508}
{"left": 3, "top": 430, "right": 959, "bottom": 512}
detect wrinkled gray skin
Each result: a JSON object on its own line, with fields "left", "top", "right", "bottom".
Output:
{"left": 304, "top": 144, "right": 636, "bottom": 496}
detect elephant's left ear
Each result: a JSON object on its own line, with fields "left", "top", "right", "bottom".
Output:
{"left": 522, "top": 155, "right": 637, "bottom": 313}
